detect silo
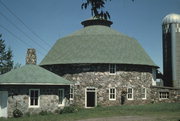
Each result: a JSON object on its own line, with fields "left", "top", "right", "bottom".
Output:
{"left": 162, "top": 13, "right": 180, "bottom": 88}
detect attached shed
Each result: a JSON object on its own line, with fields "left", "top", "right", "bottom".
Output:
{"left": 0, "top": 64, "right": 73, "bottom": 117}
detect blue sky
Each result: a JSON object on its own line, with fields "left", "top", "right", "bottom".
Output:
{"left": 0, "top": 0, "right": 180, "bottom": 72}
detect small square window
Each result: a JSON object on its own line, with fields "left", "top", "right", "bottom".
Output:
{"left": 159, "top": 92, "right": 169, "bottom": 99}
{"left": 109, "top": 64, "right": 116, "bottom": 75}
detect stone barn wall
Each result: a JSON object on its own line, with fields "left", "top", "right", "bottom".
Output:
{"left": 150, "top": 86, "right": 180, "bottom": 103}
{"left": 0, "top": 85, "right": 70, "bottom": 117}
{"left": 43, "top": 64, "right": 156, "bottom": 107}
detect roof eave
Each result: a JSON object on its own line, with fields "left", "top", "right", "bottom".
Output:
{"left": 0, "top": 83, "right": 73, "bottom": 86}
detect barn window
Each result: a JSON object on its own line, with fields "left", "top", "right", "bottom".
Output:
{"left": 58, "top": 89, "right": 64, "bottom": 105}
{"left": 29, "top": 89, "right": 40, "bottom": 107}
{"left": 109, "top": 88, "right": 116, "bottom": 100}
{"left": 109, "top": 64, "right": 116, "bottom": 75}
{"left": 127, "top": 88, "right": 133, "bottom": 100}
{"left": 141, "top": 87, "right": 146, "bottom": 99}
{"left": 159, "top": 92, "right": 169, "bottom": 99}
{"left": 70, "top": 85, "right": 74, "bottom": 101}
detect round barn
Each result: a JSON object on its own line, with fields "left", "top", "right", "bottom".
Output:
{"left": 40, "top": 18, "right": 158, "bottom": 107}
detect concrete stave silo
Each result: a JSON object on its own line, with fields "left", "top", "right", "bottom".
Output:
{"left": 162, "top": 13, "right": 180, "bottom": 88}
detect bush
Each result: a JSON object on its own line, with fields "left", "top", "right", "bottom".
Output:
{"left": 13, "top": 109, "right": 23, "bottom": 118}
{"left": 39, "top": 111, "right": 48, "bottom": 116}
{"left": 61, "top": 106, "right": 75, "bottom": 113}
{"left": 60, "top": 105, "right": 79, "bottom": 114}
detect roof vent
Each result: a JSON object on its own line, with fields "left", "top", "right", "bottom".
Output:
{"left": 81, "top": 18, "right": 113, "bottom": 27}
{"left": 26, "top": 48, "right": 37, "bottom": 65}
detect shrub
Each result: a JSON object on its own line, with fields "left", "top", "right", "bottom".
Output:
{"left": 62, "top": 106, "right": 75, "bottom": 113}
{"left": 60, "top": 105, "right": 79, "bottom": 114}
{"left": 13, "top": 109, "right": 23, "bottom": 118}
{"left": 39, "top": 111, "right": 48, "bottom": 116}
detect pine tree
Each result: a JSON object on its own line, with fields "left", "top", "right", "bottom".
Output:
{"left": 0, "top": 34, "right": 13, "bottom": 75}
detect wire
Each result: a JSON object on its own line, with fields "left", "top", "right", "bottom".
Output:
{"left": 0, "top": 0, "right": 63, "bottom": 63}
{"left": 0, "top": 24, "right": 45, "bottom": 57}
{"left": 0, "top": 11, "right": 48, "bottom": 52}
{"left": 0, "top": 0, "right": 52, "bottom": 47}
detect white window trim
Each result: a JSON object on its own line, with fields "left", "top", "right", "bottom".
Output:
{"left": 109, "top": 64, "right": 116, "bottom": 75}
{"left": 109, "top": 88, "right": 116, "bottom": 101}
{"left": 58, "top": 89, "right": 65, "bottom": 106}
{"left": 127, "top": 88, "right": 133, "bottom": 100}
{"left": 142, "top": 87, "right": 147, "bottom": 100}
{"left": 29, "top": 89, "right": 40, "bottom": 108}
{"left": 159, "top": 92, "right": 169, "bottom": 99}
{"left": 70, "top": 85, "right": 74, "bottom": 101}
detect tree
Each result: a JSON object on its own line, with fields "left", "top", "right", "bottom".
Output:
{"left": 81, "top": 0, "right": 134, "bottom": 20}
{"left": 0, "top": 34, "right": 13, "bottom": 74}
{"left": 81, "top": 0, "right": 111, "bottom": 20}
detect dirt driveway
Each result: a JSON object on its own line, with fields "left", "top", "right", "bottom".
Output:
{"left": 77, "top": 116, "right": 178, "bottom": 121}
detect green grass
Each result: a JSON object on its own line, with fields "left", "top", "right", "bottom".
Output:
{"left": 1, "top": 103, "right": 180, "bottom": 121}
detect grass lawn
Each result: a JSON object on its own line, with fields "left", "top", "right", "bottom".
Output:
{"left": 1, "top": 103, "right": 180, "bottom": 121}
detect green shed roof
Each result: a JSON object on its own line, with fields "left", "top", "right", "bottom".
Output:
{"left": 40, "top": 19, "right": 157, "bottom": 67}
{"left": 0, "top": 64, "right": 73, "bottom": 85}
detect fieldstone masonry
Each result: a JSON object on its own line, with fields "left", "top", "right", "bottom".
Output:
{"left": 44, "top": 64, "right": 158, "bottom": 107}
{"left": 1, "top": 64, "right": 180, "bottom": 117}
{"left": 0, "top": 85, "right": 70, "bottom": 117}
{"left": 150, "top": 86, "right": 180, "bottom": 103}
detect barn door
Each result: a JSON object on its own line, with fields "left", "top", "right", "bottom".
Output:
{"left": 0, "top": 91, "right": 8, "bottom": 118}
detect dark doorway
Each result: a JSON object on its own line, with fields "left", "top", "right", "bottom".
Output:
{"left": 86, "top": 89, "right": 96, "bottom": 107}
{"left": 87, "top": 92, "right": 95, "bottom": 107}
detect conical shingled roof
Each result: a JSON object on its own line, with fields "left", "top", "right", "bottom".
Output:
{"left": 40, "top": 19, "right": 157, "bottom": 67}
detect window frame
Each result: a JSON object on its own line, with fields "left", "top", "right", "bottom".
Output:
{"left": 127, "top": 88, "right": 133, "bottom": 100}
{"left": 141, "top": 87, "right": 146, "bottom": 100}
{"left": 29, "top": 89, "right": 40, "bottom": 108}
{"left": 159, "top": 92, "right": 169, "bottom": 99}
{"left": 58, "top": 89, "right": 65, "bottom": 106}
{"left": 70, "top": 85, "right": 74, "bottom": 101}
{"left": 109, "top": 64, "right": 116, "bottom": 75}
{"left": 109, "top": 88, "right": 116, "bottom": 100}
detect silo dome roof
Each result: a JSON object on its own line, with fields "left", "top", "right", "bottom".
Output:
{"left": 163, "top": 13, "right": 180, "bottom": 24}
{"left": 40, "top": 19, "right": 157, "bottom": 67}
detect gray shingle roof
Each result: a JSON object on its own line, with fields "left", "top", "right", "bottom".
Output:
{"left": 0, "top": 64, "right": 73, "bottom": 85}
{"left": 40, "top": 23, "right": 157, "bottom": 67}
